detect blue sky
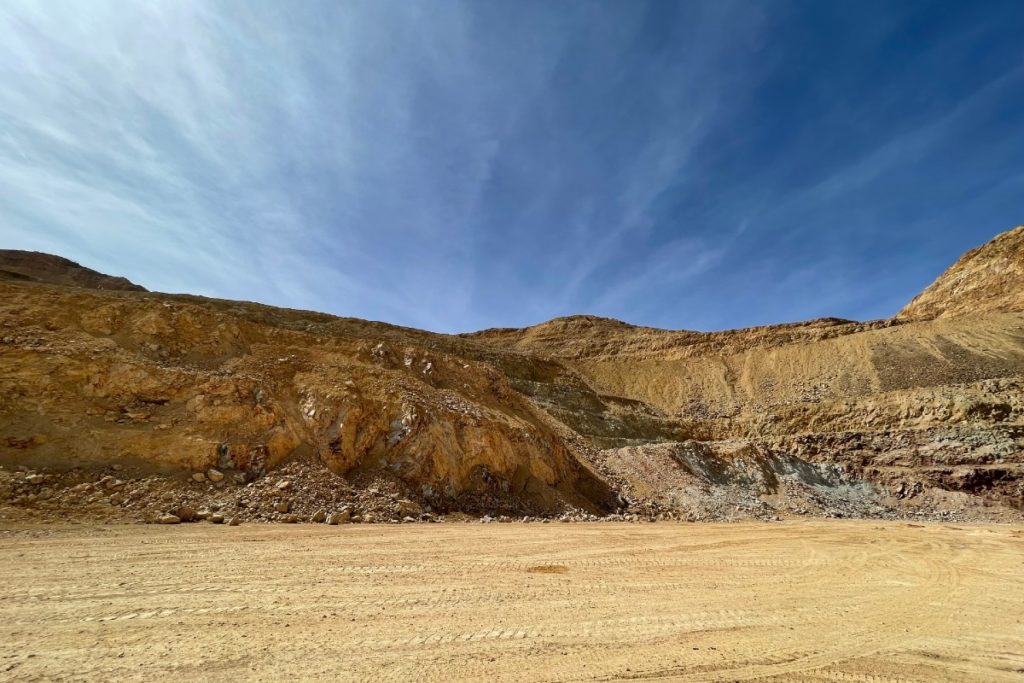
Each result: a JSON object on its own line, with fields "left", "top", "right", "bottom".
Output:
{"left": 1, "top": 1, "right": 1023, "bottom": 333}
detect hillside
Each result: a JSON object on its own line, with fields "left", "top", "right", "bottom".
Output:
{"left": 2, "top": 226, "right": 1024, "bottom": 524}
{"left": 0, "top": 250, "right": 146, "bottom": 292}
{"left": 898, "top": 225, "right": 1024, "bottom": 319}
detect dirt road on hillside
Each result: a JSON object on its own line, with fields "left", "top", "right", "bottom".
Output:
{"left": 1, "top": 521, "right": 1022, "bottom": 682}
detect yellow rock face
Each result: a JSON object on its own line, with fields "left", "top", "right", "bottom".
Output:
{"left": 2, "top": 226, "right": 1024, "bottom": 518}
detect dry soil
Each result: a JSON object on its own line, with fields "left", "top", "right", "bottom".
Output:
{"left": 2, "top": 521, "right": 1023, "bottom": 682}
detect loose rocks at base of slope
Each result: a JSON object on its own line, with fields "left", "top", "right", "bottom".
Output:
{"left": 0, "top": 452, "right": 1001, "bottom": 525}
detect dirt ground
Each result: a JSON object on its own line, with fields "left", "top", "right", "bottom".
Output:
{"left": 1, "top": 521, "right": 1022, "bottom": 682}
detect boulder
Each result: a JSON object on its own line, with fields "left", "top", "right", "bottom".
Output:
{"left": 173, "top": 506, "right": 196, "bottom": 522}
{"left": 396, "top": 499, "right": 421, "bottom": 517}
{"left": 326, "top": 508, "right": 351, "bottom": 525}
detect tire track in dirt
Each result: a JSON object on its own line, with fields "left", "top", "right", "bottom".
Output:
{"left": 1, "top": 521, "right": 1021, "bottom": 682}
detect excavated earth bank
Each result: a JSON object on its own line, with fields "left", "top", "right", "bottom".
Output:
{"left": 2, "top": 227, "right": 1023, "bottom": 524}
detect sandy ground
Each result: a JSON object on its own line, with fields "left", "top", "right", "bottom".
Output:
{"left": 1, "top": 521, "right": 1023, "bottom": 682}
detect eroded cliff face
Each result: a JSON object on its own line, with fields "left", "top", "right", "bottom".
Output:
{"left": 465, "top": 227, "right": 1024, "bottom": 517}
{"left": 465, "top": 313, "right": 1024, "bottom": 519}
{"left": 0, "top": 284, "right": 614, "bottom": 516}
{"left": 2, "top": 226, "right": 1024, "bottom": 523}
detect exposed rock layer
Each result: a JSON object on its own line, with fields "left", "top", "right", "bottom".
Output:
{"left": 898, "top": 224, "right": 1024, "bottom": 319}
{"left": 3, "top": 226, "right": 1024, "bottom": 522}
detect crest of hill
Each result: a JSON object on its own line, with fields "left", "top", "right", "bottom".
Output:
{"left": 469, "top": 224, "right": 1024, "bottom": 360}
{"left": 463, "top": 313, "right": 884, "bottom": 361}
{"left": 0, "top": 249, "right": 146, "bottom": 292}
{"left": 898, "top": 225, "right": 1024, "bottom": 320}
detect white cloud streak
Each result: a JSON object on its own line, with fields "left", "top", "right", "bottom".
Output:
{"left": 1, "top": 1, "right": 1020, "bottom": 332}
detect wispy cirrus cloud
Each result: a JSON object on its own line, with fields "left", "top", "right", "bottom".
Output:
{"left": 1, "top": 1, "right": 1023, "bottom": 332}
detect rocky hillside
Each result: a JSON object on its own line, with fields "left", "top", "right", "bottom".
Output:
{"left": 0, "top": 250, "right": 145, "bottom": 292}
{"left": 898, "top": 225, "right": 1024, "bottom": 320}
{"left": 2, "top": 226, "right": 1024, "bottom": 524}
{"left": 0, "top": 283, "right": 616, "bottom": 520}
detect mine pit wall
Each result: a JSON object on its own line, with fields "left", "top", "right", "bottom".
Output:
{"left": 487, "top": 332, "right": 1024, "bottom": 508}
{"left": 507, "top": 316, "right": 1024, "bottom": 508}
{"left": 689, "top": 379, "right": 1024, "bottom": 506}
{"left": 0, "top": 282, "right": 617, "bottom": 516}
{"left": 502, "top": 377, "right": 1024, "bottom": 511}
{"left": 4, "top": 262, "right": 1024, "bottom": 518}
{"left": 0, "top": 360, "right": 616, "bottom": 516}
{"left": 597, "top": 440, "right": 884, "bottom": 520}
{"left": 563, "top": 314, "right": 1024, "bottom": 420}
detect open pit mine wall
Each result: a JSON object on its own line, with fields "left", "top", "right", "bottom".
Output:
{"left": 3, "top": 224, "right": 1024, "bottom": 513}
{"left": 0, "top": 281, "right": 616, "bottom": 515}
